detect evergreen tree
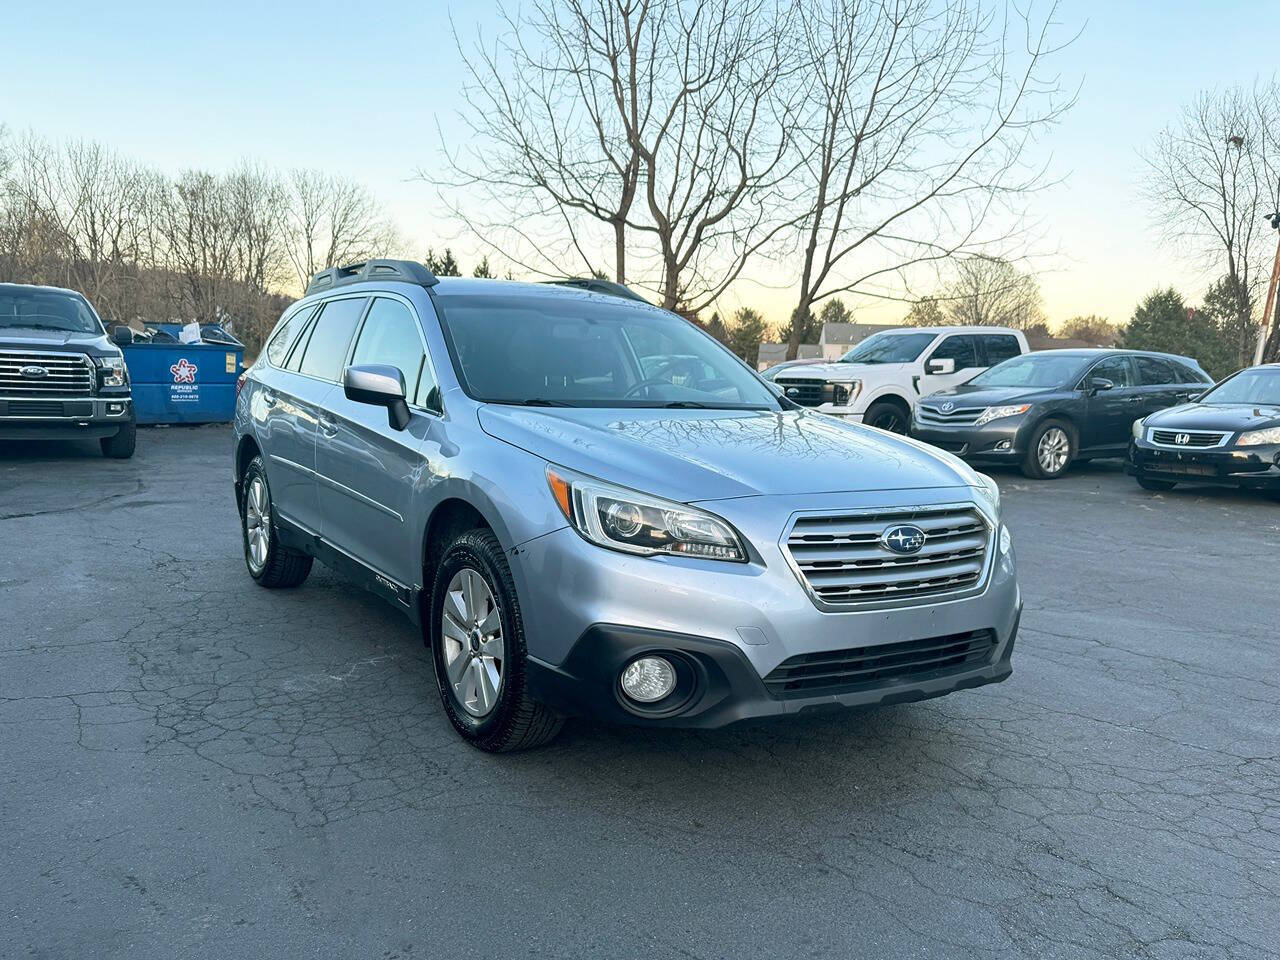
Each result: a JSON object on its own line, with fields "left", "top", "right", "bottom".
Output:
{"left": 727, "top": 307, "right": 769, "bottom": 365}
{"left": 1123, "top": 288, "right": 1233, "bottom": 378}
{"left": 472, "top": 255, "right": 495, "bottom": 279}
{"left": 903, "top": 297, "right": 945, "bottom": 326}
{"left": 424, "top": 247, "right": 460, "bottom": 276}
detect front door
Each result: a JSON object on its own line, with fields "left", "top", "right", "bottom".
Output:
{"left": 917, "top": 335, "right": 983, "bottom": 397}
{"left": 1081, "top": 355, "right": 1141, "bottom": 449}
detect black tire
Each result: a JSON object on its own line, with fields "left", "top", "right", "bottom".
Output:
{"left": 1136, "top": 476, "right": 1177, "bottom": 492}
{"left": 863, "top": 399, "right": 910, "bottom": 434}
{"left": 1021, "top": 419, "right": 1076, "bottom": 479}
{"left": 429, "top": 527, "right": 564, "bottom": 752}
{"left": 100, "top": 414, "right": 136, "bottom": 458}
{"left": 240, "top": 455, "right": 313, "bottom": 588}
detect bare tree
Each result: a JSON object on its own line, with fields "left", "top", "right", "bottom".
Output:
{"left": 943, "top": 255, "right": 1045, "bottom": 329}
{"left": 783, "top": 0, "right": 1072, "bottom": 359}
{"left": 1144, "top": 81, "right": 1280, "bottom": 367}
{"left": 283, "top": 169, "right": 396, "bottom": 288}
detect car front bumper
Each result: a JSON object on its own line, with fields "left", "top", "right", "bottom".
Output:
{"left": 0, "top": 395, "right": 133, "bottom": 440}
{"left": 1127, "top": 438, "right": 1280, "bottom": 489}
{"left": 511, "top": 489, "right": 1021, "bottom": 729}
{"left": 909, "top": 415, "right": 1032, "bottom": 463}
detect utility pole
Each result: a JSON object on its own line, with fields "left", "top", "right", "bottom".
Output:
{"left": 1253, "top": 209, "right": 1280, "bottom": 365}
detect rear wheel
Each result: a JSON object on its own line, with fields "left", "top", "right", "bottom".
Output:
{"left": 100, "top": 414, "right": 136, "bottom": 458}
{"left": 430, "top": 528, "right": 563, "bottom": 752}
{"left": 1136, "top": 476, "right": 1177, "bottom": 492}
{"left": 240, "top": 456, "right": 313, "bottom": 588}
{"left": 1021, "top": 419, "right": 1075, "bottom": 479}
{"left": 863, "top": 399, "right": 909, "bottom": 434}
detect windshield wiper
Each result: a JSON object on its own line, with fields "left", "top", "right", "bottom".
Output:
{"left": 518, "top": 398, "right": 574, "bottom": 407}
{"left": 660, "top": 400, "right": 709, "bottom": 408}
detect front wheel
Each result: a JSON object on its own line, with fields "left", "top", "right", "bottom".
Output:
{"left": 1021, "top": 419, "right": 1075, "bottom": 479}
{"left": 430, "top": 528, "right": 563, "bottom": 752}
{"left": 100, "top": 415, "right": 136, "bottom": 458}
{"left": 863, "top": 400, "right": 909, "bottom": 434}
{"left": 1136, "top": 476, "right": 1177, "bottom": 492}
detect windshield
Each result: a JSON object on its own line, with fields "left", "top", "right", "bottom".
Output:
{"left": 0, "top": 289, "right": 104, "bottom": 334}
{"left": 435, "top": 292, "right": 780, "bottom": 409}
{"left": 839, "top": 332, "right": 935, "bottom": 364}
{"left": 1199, "top": 368, "right": 1280, "bottom": 406}
{"left": 969, "top": 353, "right": 1088, "bottom": 389}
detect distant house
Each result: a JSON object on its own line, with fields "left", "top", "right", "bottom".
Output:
{"left": 756, "top": 342, "right": 822, "bottom": 370}
{"left": 818, "top": 322, "right": 900, "bottom": 360}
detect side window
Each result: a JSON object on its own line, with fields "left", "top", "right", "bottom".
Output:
{"left": 350, "top": 298, "right": 434, "bottom": 408}
{"left": 296, "top": 297, "right": 368, "bottom": 381}
{"left": 1087, "top": 356, "right": 1134, "bottom": 388}
{"left": 929, "top": 335, "right": 978, "bottom": 371}
{"left": 1172, "top": 360, "right": 1211, "bottom": 384}
{"left": 264, "top": 305, "right": 316, "bottom": 367}
{"left": 1135, "top": 356, "right": 1178, "bottom": 385}
{"left": 982, "top": 335, "right": 1022, "bottom": 366}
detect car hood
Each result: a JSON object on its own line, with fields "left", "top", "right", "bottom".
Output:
{"left": 1145, "top": 402, "right": 1280, "bottom": 432}
{"left": 0, "top": 327, "right": 116, "bottom": 357}
{"left": 769, "top": 361, "right": 910, "bottom": 381}
{"left": 920, "top": 384, "right": 1058, "bottom": 407}
{"left": 478, "top": 406, "right": 981, "bottom": 502}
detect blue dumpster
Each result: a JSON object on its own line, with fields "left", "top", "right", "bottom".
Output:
{"left": 122, "top": 338, "right": 245, "bottom": 424}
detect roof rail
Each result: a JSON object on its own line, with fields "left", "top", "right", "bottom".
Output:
{"left": 545, "top": 278, "right": 649, "bottom": 304}
{"left": 305, "top": 259, "right": 439, "bottom": 297}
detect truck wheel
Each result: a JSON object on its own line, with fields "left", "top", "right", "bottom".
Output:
{"left": 100, "top": 415, "right": 136, "bottom": 458}
{"left": 1021, "top": 419, "right": 1075, "bottom": 479}
{"left": 863, "top": 400, "right": 909, "bottom": 434}
{"left": 240, "top": 455, "right": 313, "bottom": 588}
{"left": 430, "top": 527, "right": 564, "bottom": 752}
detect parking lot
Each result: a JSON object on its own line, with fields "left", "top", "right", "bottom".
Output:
{"left": 1, "top": 424, "right": 1277, "bottom": 959}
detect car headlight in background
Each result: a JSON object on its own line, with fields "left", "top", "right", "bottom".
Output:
{"left": 1237, "top": 426, "right": 1280, "bottom": 446}
{"left": 974, "top": 404, "right": 1030, "bottom": 426}
{"left": 1132, "top": 417, "right": 1145, "bottom": 439}
{"left": 94, "top": 356, "right": 128, "bottom": 388}
{"left": 824, "top": 380, "right": 859, "bottom": 406}
{"left": 547, "top": 466, "right": 748, "bottom": 561}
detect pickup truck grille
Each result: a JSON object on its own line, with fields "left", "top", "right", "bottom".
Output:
{"left": 784, "top": 504, "right": 992, "bottom": 607}
{"left": 0, "top": 351, "right": 93, "bottom": 396}
{"left": 1148, "top": 428, "right": 1227, "bottom": 448}
{"left": 915, "top": 404, "right": 985, "bottom": 426}
{"left": 773, "top": 377, "right": 825, "bottom": 407}
{"left": 764, "top": 629, "right": 997, "bottom": 697}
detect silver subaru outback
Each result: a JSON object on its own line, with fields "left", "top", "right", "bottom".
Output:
{"left": 233, "top": 260, "right": 1021, "bottom": 752}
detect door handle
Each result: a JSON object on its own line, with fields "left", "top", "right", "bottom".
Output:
{"left": 261, "top": 390, "right": 276, "bottom": 406}
{"left": 317, "top": 414, "right": 337, "bottom": 436}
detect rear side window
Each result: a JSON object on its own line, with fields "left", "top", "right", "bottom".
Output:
{"left": 1172, "top": 360, "right": 1212, "bottom": 384}
{"left": 351, "top": 298, "right": 431, "bottom": 405}
{"left": 296, "top": 297, "right": 368, "bottom": 381}
{"left": 1087, "top": 355, "right": 1134, "bottom": 388}
{"left": 1135, "top": 356, "right": 1178, "bottom": 385}
{"left": 265, "top": 305, "right": 316, "bottom": 367}
{"left": 930, "top": 335, "right": 979, "bottom": 370}
{"left": 982, "top": 335, "right": 1021, "bottom": 366}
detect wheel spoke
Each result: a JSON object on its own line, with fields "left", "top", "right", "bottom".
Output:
{"left": 445, "top": 589, "right": 468, "bottom": 626}
{"left": 462, "top": 570, "right": 480, "bottom": 621}
{"left": 446, "top": 649, "right": 470, "bottom": 685}
{"left": 441, "top": 613, "right": 469, "bottom": 646}
{"left": 479, "top": 635, "right": 503, "bottom": 659}
{"left": 475, "top": 659, "right": 498, "bottom": 712}
{"left": 477, "top": 604, "right": 501, "bottom": 636}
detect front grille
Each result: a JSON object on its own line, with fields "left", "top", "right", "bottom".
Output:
{"left": 2, "top": 400, "right": 94, "bottom": 418}
{"left": 785, "top": 504, "right": 992, "bottom": 607}
{"left": 774, "top": 377, "right": 826, "bottom": 407}
{"left": 0, "top": 351, "right": 93, "bottom": 397}
{"left": 915, "top": 404, "right": 985, "bottom": 426}
{"left": 764, "top": 629, "right": 998, "bottom": 697}
{"left": 1149, "top": 428, "right": 1226, "bottom": 448}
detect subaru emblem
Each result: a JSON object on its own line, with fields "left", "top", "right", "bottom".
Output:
{"left": 1175, "top": 433, "right": 1190, "bottom": 445}
{"left": 940, "top": 401, "right": 955, "bottom": 412}
{"left": 19, "top": 364, "right": 49, "bottom": 379}
{"left": 881, "top": 524, "right": 926, "bottom": 555}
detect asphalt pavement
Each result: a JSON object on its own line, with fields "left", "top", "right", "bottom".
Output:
{"left": 1, "top": 425, "right": 1277, "bottom": 959}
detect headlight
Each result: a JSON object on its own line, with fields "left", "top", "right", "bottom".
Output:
{"left": 1132, "top": 418, "right": 1145, "bottom": 439}
{"left": 825, "top": 380, "right": 860, "bottom": 406}
{"left": 546, "top": 466, "right": 748, "bottom": 561}
{"left": 1237, "top": 426, "right": 1280, "bottom": 446}
{"left": 95, "top": 356, "right": 127, "bottom": 388}
{"left": 974, "top": 404, "right": 1030, "bottom": 426}
{"left": 971, "top": 472, "right": 1001, "bottom": 516}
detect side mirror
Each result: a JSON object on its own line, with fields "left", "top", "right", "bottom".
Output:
{"left": 111, "top": 326, "right": 134, "bottom": 345}
{"left": 927, "top": 358, "right": 956, "bottom": 375}
{"left": 1088, "top": 377, "right": 1114, "bottom": 393}
{"left": 344, "top": 363, "right": 411, "bottom": 431}
{"left": 1187, "top": 390, "right": 1205, "bottom": 402}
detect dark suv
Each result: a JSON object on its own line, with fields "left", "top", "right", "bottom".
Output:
{"left": 0, "top": 283, "right": 135, "bottom": 457}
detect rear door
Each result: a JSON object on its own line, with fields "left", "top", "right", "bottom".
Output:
{"left": 1081, "top": 355, "right": 1141, "bottom": 449}
{"left": 979, "top": 334, "right": 1023, "bottom": 369}
{"left": 1133, "top": 355, "right": 1184, "bottom": 417}
{"left": 917, "top": 335, "right": 982, "bottom": 396}
{"left": 314, "top": 294, "right": 443, "bottom": 589}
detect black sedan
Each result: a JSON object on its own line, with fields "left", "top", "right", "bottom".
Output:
{"left": 910, "top": 349, "right": 1212, "bottom": 479}
{"left": 1127, "top": 363, "right": 1280, "bottom": 497}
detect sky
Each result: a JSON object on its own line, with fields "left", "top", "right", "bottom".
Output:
{"left": 2, "top": 0, "right": 1276, "bottom": 331}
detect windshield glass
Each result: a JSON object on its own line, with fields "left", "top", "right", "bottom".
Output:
{"left": 969, "top": 353, "right": 1088, "bottom": 388}
{"left": 435, "top": 292, "right": 780, "bottom": 409}
{"left": 0, "top": 288, "right": 103, "bottom": 334}
{"left": 1199, "top": 368, "right": 1280, "bottom": 406}
{"left": 839, "top": 332, "right": 935, "bottom": 364}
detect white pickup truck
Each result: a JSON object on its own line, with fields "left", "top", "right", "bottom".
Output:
{"left": 766, "top": 326, "right": 1030, "bottom": 432}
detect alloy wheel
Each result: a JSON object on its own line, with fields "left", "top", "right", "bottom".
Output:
{"left": 244, "top": 476, "right": 270, "bottom": 573}
{"left": 871, "top": 411, "right": 905, "bottom": 433}
{"left": 441, "top": 567, "right": 505, "bottom": 717}
{"left": 1037, "top": 427, "right": 1070, "bottom": 474}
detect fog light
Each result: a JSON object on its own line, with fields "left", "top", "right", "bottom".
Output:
{"left": 108, "top": 403, "right": 123, "bottom": 414}
{"left": 995, "top": 440, "right": 1011, "bottom": 451}
{"left": 620, "top": 656, "right": 677, "bottom": 703}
